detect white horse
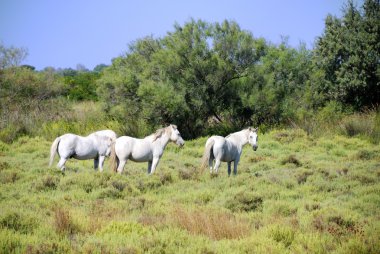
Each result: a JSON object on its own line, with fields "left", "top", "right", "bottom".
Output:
{"left": 49, "top": 130, "right": 117, "bottom": 172}
{"left": 110, "top": 124, "right": 184, "bottom": 174}
{"left": 201, "top": 127, "right": 258, "bottom": 175}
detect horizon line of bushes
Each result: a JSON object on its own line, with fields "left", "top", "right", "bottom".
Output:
{"left": 0, "top": 0, "right": 379, "bottom": 143}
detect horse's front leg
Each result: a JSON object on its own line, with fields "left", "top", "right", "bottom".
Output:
{"left": 94, "top": 157, "right": 99, "bottom": 170}
{"left": 149, "top": 157, "right": 160, "bottom": 175}
{"left": 147, "top": 161, "right": 152, "bottom": 174}
{"left": 98, "top": 156, "right": 105, "bottom": 172}
{"left": 233, "top": 158, "right": 240, "bottom": 175}
{"left": 227, "top": 162, "right": 232, "bottom": 176}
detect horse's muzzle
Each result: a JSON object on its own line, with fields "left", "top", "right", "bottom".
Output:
{"left": 253, "top": 145, "right": 258, "bottom": 151}
{"left": 177, "top": 138, "right": 185, "bottom": 147}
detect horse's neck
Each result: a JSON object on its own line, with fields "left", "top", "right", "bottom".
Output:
{"left": 156, "top": 133, "right": 170, "bottom": 148}
{"left": 149, "top": 132, "right": 170, "bottom": 149}
{"left": 227, "top": 130, "right": 248, "bottom": 147}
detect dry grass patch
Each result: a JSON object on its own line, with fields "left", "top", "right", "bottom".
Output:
{"left": 171, "top": 206, "right": 251, "bottom": 240}
{"left": 53, "top": 207, "right": 78, "bottom": 235}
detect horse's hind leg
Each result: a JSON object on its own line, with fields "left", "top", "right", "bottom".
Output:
{"left": 57, "top": 158, "right": 67, "bottom": 171}
{"left": 214, "top": 159, "right": 221, "bottom": 173}
{"left": 227, "top": 162, "right": 231, "bottom": 176}
{"left": 208, "top": 157, "right": 214, "bottom": 173}
{"left": 117, "top": 159, "right": 127, "bottom": 174}
{"left": 94, "top": 157, "right": 99, "bottom": 170}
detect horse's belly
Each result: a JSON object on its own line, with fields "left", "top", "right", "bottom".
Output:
{"left": 221, "top": 155, "right": 232, "bottom": 162}
{"left": 219, "top": 145, "right": 236, "bottom": 162}
{"left": 74, "top": 149, "right": 97, "bottom": 160}
{"left": 129, "top": 151, "right": 152, "bottom": 162}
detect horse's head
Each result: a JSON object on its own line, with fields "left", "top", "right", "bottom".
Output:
{"left": 169, "top": 124, "right": 185, "bottom": 147}
{"left": 248, "top": 127, "right": 258, "bottom": 151}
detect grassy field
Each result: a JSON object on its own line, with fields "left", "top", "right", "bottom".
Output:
{"left": 0, "top": 129, "right": 379, "bottom": 253}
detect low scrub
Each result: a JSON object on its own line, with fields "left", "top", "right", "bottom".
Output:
{"left": 53, "top": 207, "right": 78, "bottom": 235}
{"left": 0, "top": 211, "right": 37, "bottom": 234}
{"left": 225, "top": 192, "right": 263, "bottom": 212}
{"left": 281, "top": 155, "right": 302, "bottom": 167}
{"left": 268, "top": 225, "right": 296, "bottom": 248}
{"left": 171, "top": 206, "right": 250, "bottom": 240}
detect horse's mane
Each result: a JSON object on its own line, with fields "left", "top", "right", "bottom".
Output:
{"left": 225, "top": 128, "right": 253, "bottom": 139}
{"left": 152, "top": 125, "right": 177, "bottom": 141}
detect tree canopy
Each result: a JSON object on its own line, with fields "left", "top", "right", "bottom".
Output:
{"left": 1, "top": 0, "right": 379, "bottom": 141}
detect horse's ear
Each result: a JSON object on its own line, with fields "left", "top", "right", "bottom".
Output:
{"left": 170, "top": 124, "right": 177, "bottom": 130}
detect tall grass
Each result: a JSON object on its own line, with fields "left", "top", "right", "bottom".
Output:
{"left": 291, "top": 104, "right": 380, "bottom": 144}
{"left": 171, "top": 206, "right": 251, "bottom": 240}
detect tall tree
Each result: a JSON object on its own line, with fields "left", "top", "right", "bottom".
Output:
{"left": 314, "top": 0, "right": 380, "bottom": 108}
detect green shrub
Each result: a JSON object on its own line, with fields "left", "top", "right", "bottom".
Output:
{"left": 97, "top": 186, "right": 123, "bottom": 199}
{"left": 268, "top": 225, "right": 295, "bottom": 248}
{"left": 281, "top": 155, "right": 302, "bottom": 167}
{"left": 34, "top": 175, "right": 60, "bottom": 191}
{"left": 0, "top": 141, "right": 9, "bottom": 152}
{"left": 266, "top": 201, "right": 298, "bottom": 217}
{"left": 178, "top": 166, "right": 201, "bottom": 180}
{"left": 0, "top": 229, "right": 24, "bottom": 253}
{"left": 135, "top": 177, "right": 162, "bottom": 192}
{"left": 0, "top": 124, "right": 26, "bottom": 144}
{"left": 111, "top": 180, "right": 127, "bottom": 192}
{"left": 99, "top": 221, "right": 151, "bottom": 238}
{"left": 296, "top": 170, "right": 313, "bottom": 184}
{"left": 225, "top": 192, "right": 263, "bottom": 212}
{"left": 0, "top": 171, "right": 19, "bottom": 184}
{"left": 355, "top": 149, "right": 376, "bottom": 160}
{"left": 0, "top": 211, "right": 37, "bottom": 234}
{"left": 370, "top": 110, "right": 380, "bottom": 144}
{"left": 340, "top": 114, "right": 373, "bottom": 137}
{"left": 159, "top": 171, "right": 173, "bottom": 185}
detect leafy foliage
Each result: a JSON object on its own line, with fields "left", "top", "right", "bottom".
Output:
{"left": 1, "top": 1, "right": 379, "bottom": 143}
{"left": 314, "top": 0, "right": 380, "bottom": 108}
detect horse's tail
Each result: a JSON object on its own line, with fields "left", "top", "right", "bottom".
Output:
{"left": 201, "top": 138, "right": 215, "bottom": 170}
{"left": 49, "top": 137, "right": 60, "bottom": 167}
{"left": 109, "top": 141, "right": 119, "bottom": 173}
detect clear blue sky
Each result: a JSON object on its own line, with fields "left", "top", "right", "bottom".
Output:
{"left": 0, "top": 0, "right": 359, "bottom": 70}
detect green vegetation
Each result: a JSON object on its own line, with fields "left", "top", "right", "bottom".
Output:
{"left": 0, "top": 0, "right": 379, "bottom": 252}
{"left": 1, "top": 0, "right": 379, "bottom": 141}
{"left": 0, "top": 130, "right": 379, "bottom": 253}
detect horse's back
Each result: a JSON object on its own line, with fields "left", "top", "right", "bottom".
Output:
{"left": 59, "top": 133, "right": 81, "bottom": 145}
{"left": 59, "top": 133, "right": 99, "bottom": 159}
{"left": 115, "top": 136, "right": 135, "bottom": 156}
{"left": 93, "top": 130, "right": 117, "bottom": 141}
{"left": 115, "top": 136, "right": 153, "bottom": 162}
{"left": 207, "top": 136, "right": 226, "bottom": 146}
